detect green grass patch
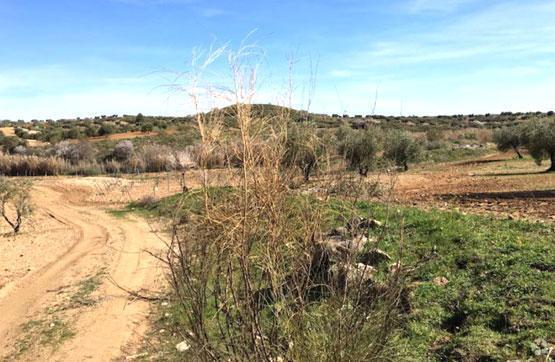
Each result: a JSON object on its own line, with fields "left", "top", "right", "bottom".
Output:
{"left": 349, "top": 202, "right": 555, "bottom": 360}
{"left": 128, "top": 188, "right": 555, "bottom": 360}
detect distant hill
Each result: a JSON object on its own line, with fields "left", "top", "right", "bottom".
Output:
{"left": 1, "top": 104, "right": 554, "bottom": 145}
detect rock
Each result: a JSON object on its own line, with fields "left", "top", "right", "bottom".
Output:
{"left": 348, "top": 263, "right": 376, "bottom": 284}
{"left": 357, "top": 249, "right": 392, "bottom": 266}
{"left": 433, "top": 276, "right": 449, "bottom": 287}
{"left": 176, "top": 340, "right": 191, "bottom": 352}
{"left": 346, "top": 217, "right": 383, "bottom": 232}
{"left": 327, "top": 226, "right": 349, "bottom": 237}
{"left": 319, "top": 236, "right": 366, "bottom": 262}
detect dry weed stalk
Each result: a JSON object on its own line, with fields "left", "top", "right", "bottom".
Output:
{"left": 164, "top": 44, "right": 410, "bottom": 361}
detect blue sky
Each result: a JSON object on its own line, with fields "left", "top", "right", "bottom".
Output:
{"left": 1, "top": 0, "right": 555, "bottom": 120}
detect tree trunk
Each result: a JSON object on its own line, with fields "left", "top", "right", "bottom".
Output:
{"left": 303, "top": 166, "right": 311, "bottom": 181}
{"left": 513, "top": 147, "right": 523, "bottom": 159}
{"left": 403, "top": 161, "right": 408, "bottom": 172}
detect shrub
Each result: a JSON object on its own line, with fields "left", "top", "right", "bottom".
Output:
{"left": 98, "top": 123, "right": 115, "bottom": 136}
{"left": 113, "top": 140, "right": 134, "bottom": 162}
{"left": 141, "top": 123, "right": 153, "bottom": 132}
{"left": 13, "top": 145, "right": 27, "bottom": 155}
{"left": 55, "top": 140, "right": 97, "bottom": 164}
{"left": 0, "top": 177, "right": 32, "bottom": 233}
{"left": 384, "top": 130, "right": 422, "bottom": 171}
{"left": 425, "top": 128, "right": 443, "bottom": 143}
{"left": 164, "top": 48, "right": 410, "bottom": 361}
{"left": 138, "top": 144, "right": 178, "bottom": 172}
{"left": 0, "top": 136, "right": 26, "bottom": 154}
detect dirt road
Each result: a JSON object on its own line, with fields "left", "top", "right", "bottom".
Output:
{"left": 0, "top": 179, "right": 165, "bottom": 361}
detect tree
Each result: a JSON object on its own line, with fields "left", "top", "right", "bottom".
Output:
{"left": 384, "top": 130, "right": 422, "bottom": 171}
{"left": 135, "top": 113, "right": 145, "bottom": 124}
{"left": 283, "top": 123, "right": 323, "bottom": 181}
{"left": 493, "top": 126, "right": 523, "bottom": 158}
{"left": 0, "top": 178, "right": 32, "bottom": 233}
{"left": 339, "top": 128, "right": 381, "bottom": 176}
{"left": 522, "top": 119, "right": 555, "bottom": 172}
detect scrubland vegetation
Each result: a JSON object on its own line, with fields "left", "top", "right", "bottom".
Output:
{"left": 1, "top": 47, "right": 554, "bottom": 362}
{"left": 96, "top": 47, "right": 555, "bottom": 362}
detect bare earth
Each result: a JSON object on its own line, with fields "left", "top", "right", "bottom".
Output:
{"left": 391, "top": 152, "right": 555, "bottom": 222}
{"left": 0, "top": 153, "right": 552, "bottom": 360}
{"left": 0, "top": 178, "right": 167, "bottom": 361}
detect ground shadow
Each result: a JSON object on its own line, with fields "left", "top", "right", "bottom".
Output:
{"left": 439, "top": 189, "right": 555, "bottom": 201}
{"left": 455, "top": 159, "right": 507, "bottom": 167}
{"left": 476, "top": 170, "right": 549, "bottom": 177}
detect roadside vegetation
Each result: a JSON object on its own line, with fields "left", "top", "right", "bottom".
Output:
{"left": 105, "top": 46, "right": 555, "bottom": 361}
{"left": 0, "top": 177, "right": 32, "bottom": 233}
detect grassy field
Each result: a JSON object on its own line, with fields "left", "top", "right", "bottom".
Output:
{"left": 121, "top": 190, "right": 554, "bottom": 361}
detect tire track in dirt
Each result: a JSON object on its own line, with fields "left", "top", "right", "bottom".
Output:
{"left": 0, "top": 180, "right": 164, "bottom": 361}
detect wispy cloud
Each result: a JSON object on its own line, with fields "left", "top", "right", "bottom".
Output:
{"left": 199, "top": 7, "right": 226, "bottom": 18}
{"left": 340, "top": 1, "right": 555, "bottom": 68}
{"left": 406, "top": 0, "right": 480, "bottom": 13}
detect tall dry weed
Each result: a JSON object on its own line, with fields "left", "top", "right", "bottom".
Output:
{"left": 163, "top": 44, "right": 410, "bottom": 361}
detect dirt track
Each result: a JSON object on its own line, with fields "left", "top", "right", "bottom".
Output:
{"left": 0, "top": 179, "right": 165, "bottom": 361}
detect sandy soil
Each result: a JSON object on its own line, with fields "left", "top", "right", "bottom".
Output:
{"left": 0, "top": 127, "right": 16, "bottom": 137}
{"left": 0, "top": 177, "right": 167, "bottom": 361}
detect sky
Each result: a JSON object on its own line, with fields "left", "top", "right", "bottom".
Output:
{"left": 1, "top": 0, "right": 555, "bottom": 120}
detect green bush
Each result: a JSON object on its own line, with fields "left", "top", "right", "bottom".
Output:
{"left": 338, "top": 128, "right": 381, "bottom": 176}
{"left": 384, "top": 130, "right": 422, "bottom": 171}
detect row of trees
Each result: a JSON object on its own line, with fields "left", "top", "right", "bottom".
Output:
{"left": 493, "top": 118, "right": 555, "bottom": 171}
{"left": 284, "top": 123, "right": 422, "bottom": 181}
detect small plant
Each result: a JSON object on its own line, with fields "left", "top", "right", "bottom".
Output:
{"left": 0, "top": 177, "right": 32, "bottom": 233}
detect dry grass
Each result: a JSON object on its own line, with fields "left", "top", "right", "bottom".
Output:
{"left": 159, "top": 44, "right": 412, "bottom": 361}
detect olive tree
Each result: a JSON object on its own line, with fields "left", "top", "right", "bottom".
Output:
{"left": 0, "top": 178, "right": 32, "bottom": 233}
{"left": 493, "top": 126, "right": 523, "bottom": 158}
{"left": 283, "top": 123, "right": 323, "bottom": 181}
{"left": 339, "top": 128, "right": 381, "bottom": 176}
{"left": 522, "top": 119, "right": 555, "bottom": 171}
{"left": 384, "top": 130, "right": 422, "bottom": 171}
